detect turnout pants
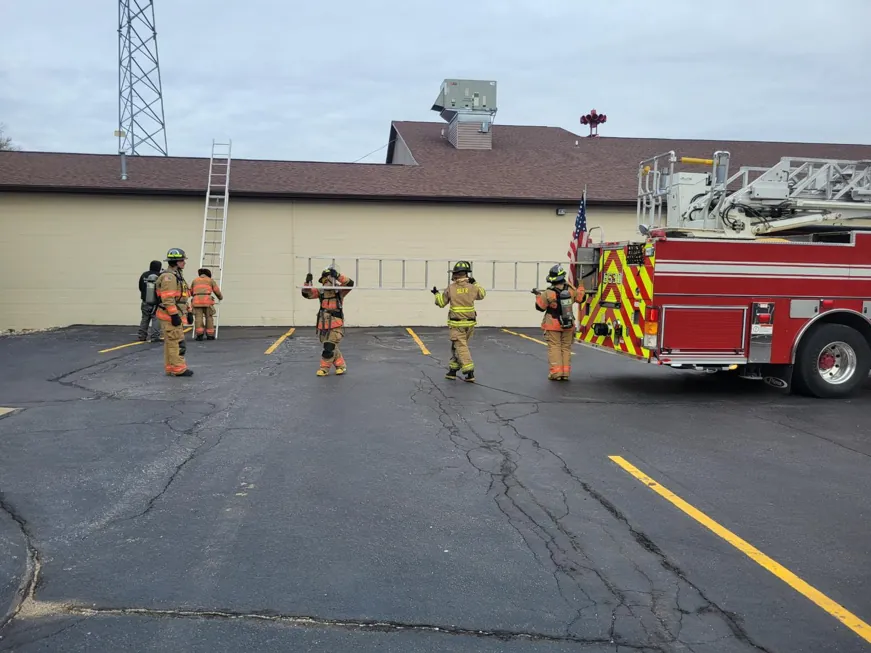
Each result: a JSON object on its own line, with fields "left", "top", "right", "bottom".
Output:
{"left": 138, "top": 302, "right": 160, "bottom": 341}
{"left": 449, "top": 326, "right": 475, "bottom": 373}
{"left": 318, "top": 327, "right": 345, "bottom": 371}
{"left": 545, "top": 330, "right": 574, "bottom": 379}
{"left": 160, "top": 321, "right": 188, "bottom": 375}
{"left": 193, "top": 306, "right": 216, "bottom": 337}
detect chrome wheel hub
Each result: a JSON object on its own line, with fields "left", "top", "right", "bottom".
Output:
{"left": 817, "top": 341, "right": 857, "bottom": 385}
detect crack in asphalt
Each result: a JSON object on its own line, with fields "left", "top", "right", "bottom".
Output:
{"left": 0, "top": 495, "right": 39, "bottom": 634}
{"left": 410, "top": 371, "right": 775, "bottom": 653}
{"left": 0, "top": 332, "right": 801, "bottom": 651}
{"left": 4, "top": 604, "right": 658, "bottom": 649}
{"left": 0, "top": 342, "right": 279, "bottom": 633}
{"left": 0, "top": 351, "right": 154, "bottom": 633}
{"left": 91, "top": 362, "right": 279, "bottom": 530}
{"left": 0, "top": 617, "right": 88, "bottom": 651}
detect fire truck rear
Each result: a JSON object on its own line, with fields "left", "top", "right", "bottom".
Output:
{"left": 575, "top": 150, "right": 871, "bottom": 398}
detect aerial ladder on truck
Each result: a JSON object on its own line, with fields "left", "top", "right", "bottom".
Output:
{"left": 637, "top": 151, "right": 871, "bottom": 238}
{"left": 574, "top": 150, "right": 871, "bottom": 399}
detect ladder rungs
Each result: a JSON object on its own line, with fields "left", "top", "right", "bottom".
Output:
{"left": 203, "top": 144, "right": 229, "bottom": 295}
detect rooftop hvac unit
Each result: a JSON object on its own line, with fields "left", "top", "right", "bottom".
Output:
{"left": 432, "top": 79, "right": 498, "bottom": 120}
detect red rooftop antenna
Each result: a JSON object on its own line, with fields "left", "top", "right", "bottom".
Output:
{"left": 581, "top": 109, "right": 607, "bottom": 137}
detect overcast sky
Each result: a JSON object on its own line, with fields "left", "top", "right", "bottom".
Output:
{"left": 2, "top": 0, "right": 870, "bottom": 162}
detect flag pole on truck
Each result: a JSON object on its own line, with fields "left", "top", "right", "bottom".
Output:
{"left": 566, "top": 186, "right": 588, "bottom": 338}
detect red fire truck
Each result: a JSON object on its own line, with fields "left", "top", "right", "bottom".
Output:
{"left": 576, "top": 150, "right": 871, "bottom": 398}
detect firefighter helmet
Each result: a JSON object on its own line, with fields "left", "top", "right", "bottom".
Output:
{"left": 165, "top": 247, "right": 187, "bottom": 262}
{"left": 452, "top": 260, "right": 472, "bottom": 275}
{"left": 319, "top": 264, "right": 340, "bottom": 280}
{"left": 546, "top": 264, "right": 567, "bottom": 284}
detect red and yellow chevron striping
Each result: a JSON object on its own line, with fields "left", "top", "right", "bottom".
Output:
{"left": 578, "top": 244, "right": 655, "bottom": 361}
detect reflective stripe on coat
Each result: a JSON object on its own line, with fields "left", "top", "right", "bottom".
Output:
{"left": 435, "top": 279, "right": 486, "bottom": 327}
{"left": 155, "top": 269, "right": 190, "bottom": 322}
{"left": 190, "top": 275, "right": 223, "bottom": 307}
{"left": 302, "top": 274, "right": 354, "bottom": 329}
{"left": 535, "top": 285, "right": 581, "bottom": 331}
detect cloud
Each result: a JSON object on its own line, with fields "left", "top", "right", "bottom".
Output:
{"left": 1, "top": 0, "right": 869, "bottom": 160}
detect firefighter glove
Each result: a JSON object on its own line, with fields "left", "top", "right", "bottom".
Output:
{"left": 431, "top": 286, "right": 439, "bottom": 295}
{"left": 186, "top": 312, "right": 194, "bottom": 325}
{"left": 468, "top": 277, "right": 476, "bottom": 284}
{"left": 305, "top": 272, "right": 313, "bottom": 284}
{"left": 330, "top": 268, "right": 339, "bottom": 279}
{"left": 531, "top": 288, "right": 540, "bottom": 295}
{"left": 171, "top": 313, "right": 182, "bottom": 327}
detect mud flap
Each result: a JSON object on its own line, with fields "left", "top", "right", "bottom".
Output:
{"left": 762, "top": 364, "right": 793, "bottom": 390}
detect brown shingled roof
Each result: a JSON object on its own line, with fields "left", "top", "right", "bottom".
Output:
{"left": 1, "top": 120, "right": 869, "bottom": 205}
{"left": 389, "top": 121, "right": 871, "bottom": 202}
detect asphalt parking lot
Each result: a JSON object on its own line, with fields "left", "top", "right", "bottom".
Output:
{"left": 0, "top": 325, "right": 869, "bottom": 652}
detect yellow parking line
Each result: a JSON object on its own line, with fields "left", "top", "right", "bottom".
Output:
{"left": 99, "top": 327, "right": 192, "bottom": 353}
{"left": 265, "top": 327, "right": 295, "bottom": 355}
{"left": 406, "top": 328, "right": 431, "bottom": 355}
{"left": 609, "top": 455, "right": 871, "bottom": 645}
{"left": 99, "top": 341, "right": 147, "bottom": 353}
{"left": 501, "top": 329, "right": 575, "bottom": 355}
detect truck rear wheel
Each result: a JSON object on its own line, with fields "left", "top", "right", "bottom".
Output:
{"left": 794, "top": 323, "right": 871, "bottom": 398}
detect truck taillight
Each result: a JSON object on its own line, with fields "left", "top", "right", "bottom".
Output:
{"left": 758, "top": 313, "right": 771, "bottom": 324}
{"left": 643, "top": 307, "right": 660, "bottom": 349}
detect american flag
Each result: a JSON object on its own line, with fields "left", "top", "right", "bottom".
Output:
{"left": 566, "top": 187, "right": 588, "bottom": 287}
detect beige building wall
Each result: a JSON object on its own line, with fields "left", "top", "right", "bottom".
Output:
{"left": 0, "top": 192, "right": 639, "bottom": 331}
{"left": 290, "top": 201, "right": 639, "bottom": 328}
{"left": 0, "top": 193, "right": 202, "bottom": 332}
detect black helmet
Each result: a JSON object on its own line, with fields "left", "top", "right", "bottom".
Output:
{"left": 165, "top": 247, "right": 187, "bottom": 262}
{"left": 319, "top": 264, "right": 339, "bottom": 281}
{"left": 546, "top": 264, "right": 567, "bottom": 284}
{"left": 452, "top": 260, "right": 472, "bottom": 275}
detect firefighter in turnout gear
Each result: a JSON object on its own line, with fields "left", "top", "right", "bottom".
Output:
{"left": 156, "top": 247, "right": 194, "bottom": 377}
{"left": 533, "top": 265, "right": 582, "bottom": 381}
{"left": 432, "top": 261, "right": 486, "bottom": 382}
{"left": 191, "top": 268, "right": 224, "bottom": 340}
{"left": 301, "top": 265, "right": 355, "bottom": 376}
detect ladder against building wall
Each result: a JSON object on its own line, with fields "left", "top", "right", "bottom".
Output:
{"left": 295, "top": 256, "right": 597, "bottom": 292}
{"left": 198, "top": 139, "right": 232, "bottom": 338}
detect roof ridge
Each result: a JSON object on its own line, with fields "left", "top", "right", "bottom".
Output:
{"left": 390, "top": 119, "right": 871, "bottom": 148}
{"left": 0, "top": 150, "right": 399, "bottom": 168}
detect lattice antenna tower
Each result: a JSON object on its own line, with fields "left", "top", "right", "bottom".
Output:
{"left": 117, "top": 0, "right": 168, "bottom": 156}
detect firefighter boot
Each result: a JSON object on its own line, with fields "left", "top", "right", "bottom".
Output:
{"left": 206, "top": 335, "right": 215, "bottom": 340}
{"left": 195, "top": 334, "right": 204, "bottom": 341}
{"left": 462, "top": 369, "right": 475, "bottom": 383}
{"left": 316, "top": 368, "right": 329, "bottom": 376}
{"left": 445, "top": 368, "right": 458, "bottom": 380}
{"left": 334, "top": 350, "right": 347, "bottom": 375}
